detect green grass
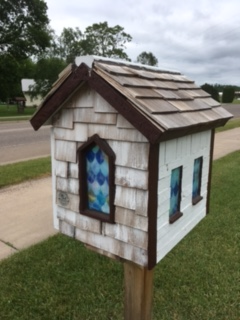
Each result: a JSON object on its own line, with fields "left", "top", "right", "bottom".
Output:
{"left": 216, "top": 117, "right": 240, "bottom": 132}
{"left": 0, "top": 104, "right": 36, "bottom": 119}
{"left": 231, "top": 99, "right": 240, "bottom": 104}
{"left": 0, "top": 152, "right": 239, "bottom": 319}
{"left": 0, "top": 157, "right": 51, "bottom": 188}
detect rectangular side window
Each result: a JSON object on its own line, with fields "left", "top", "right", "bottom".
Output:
{"left": 192, "top": 157, "right": 203, "bottom": 205}
{"left": 169, "top": 166, "right": 183, "bottom": 224}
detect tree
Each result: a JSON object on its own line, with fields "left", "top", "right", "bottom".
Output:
{"left": 0, "top": 0, "right": 51, "bottom": 59}
{"left": 32, "top": 57, "right": 67, "bottom": 97}
{"left": 0, "top": 54, "right": 22, "bottom": 101}
{"left": 222, "top": 86, "right": 235, "bottom": 103}
{"left": 136, "top": 51, "right": 158, "bottom": 66}
{"left": 20, "top": 58, "right": 36, "bottom": 79}
{"left": 201, "top": 83, "right": 220, "bottom": 102}
{"left": 57, "top": 27, "right": 84, "bottom": 64}
{"left": 81, "top": 22, "right": 132, "bottom": 60}
{"left": 32, "top": 22, "right": 132, "bottom": 97}
{"left": 0, "top": 0, "right": 51, "bottom": 101}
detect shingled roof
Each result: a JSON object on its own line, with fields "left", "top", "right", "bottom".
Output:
{"left": 30, "top": 56, "right": 232, "bottom": 143}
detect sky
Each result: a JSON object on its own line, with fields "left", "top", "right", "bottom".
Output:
{"left": 45, "top": 0, "right": 240, "bottom": 86}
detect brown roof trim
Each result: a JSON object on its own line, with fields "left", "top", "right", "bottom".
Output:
{"left": 30, "top": 63, "right": 162, "bottom": 143}
{"left": 30, "top": 63, "right": 89, "bottom": 130}
{"left": 30, "top": 61, "right": 231, "bottom": 143}
{"left": 157, "top": 118, "right": 230, "bottom": 142}
{"left": 88, "top": 71, "right": 163, "bottom": 144}
{"left": 147, "top": 143, "right": 159, "bottom": 270}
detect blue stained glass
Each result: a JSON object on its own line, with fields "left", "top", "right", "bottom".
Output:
{"left": 86, "top": 144, "right": 109, "bottom": 214}
{"left": 96, "top": 149, "right": 105, "bottom": 164}
{"left": 192, "top": 157, "right": 202, "bottom": 198}
{"left": 87, "top": 171, "right": 95, "bottom": 184}
{"left": 97, "top": 171, "right": 106, "bottom": 186}
{"left": 169, "top": 167, "right": 181, "bottom": 217}
{"left": 86, "top": 150, "right": 95, "bottom": 162}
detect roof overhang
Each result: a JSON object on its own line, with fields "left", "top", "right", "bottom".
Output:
{"left": 30, "top": 57, "right": 233, "bottom": 144}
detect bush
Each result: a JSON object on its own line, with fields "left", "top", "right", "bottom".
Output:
{"left": 222, "top": 86, "right": 235, "bottom": 103}
{"left": 201, "top": 83, "right": 220, "bottom": 101}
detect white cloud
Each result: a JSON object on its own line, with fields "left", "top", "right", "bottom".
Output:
{"left": 45, "top": 0, "right": 240, "bottom": 85}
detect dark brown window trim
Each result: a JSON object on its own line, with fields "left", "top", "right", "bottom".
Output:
{"left": 169, "top": 211, "right": 183, "bottom": 224}
{"left": 192, "top": 195, "right": 203, "bottom": 205}
{"left": 78, "top": 134, "right": 116, "bottom": 223}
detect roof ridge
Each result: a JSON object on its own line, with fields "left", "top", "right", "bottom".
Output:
{"left": 75, "top": 55, "right": 181, "bottom": 75}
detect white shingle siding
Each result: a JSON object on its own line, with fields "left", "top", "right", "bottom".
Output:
{"left": 156, "top": 130, "right": 211, "bottom": 263}
{"left": 52, "top": 85, "right": 149, "bottom": 266}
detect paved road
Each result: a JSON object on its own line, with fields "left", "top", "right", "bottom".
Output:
{"left": 0, "top": 103, "right": 239, "bottom": 165}
{"left": 0, "top": 121, "right": 51, "bottom": 165}
{"left": 222, "top": 103, "right": 240, "bottom": 117}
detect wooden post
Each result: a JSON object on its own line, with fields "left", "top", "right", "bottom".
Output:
{"left": 124, "top": 262, "right": 154, "bottom": 320}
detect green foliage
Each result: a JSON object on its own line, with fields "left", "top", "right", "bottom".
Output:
{"left": 0, "top": 54, "right": 22, "bottom": 101}
{"left": 32, "top": 22, "right": 132, "bottom": 96}
{"left": 213, "top": 83, "right": 240, "bottom": 93}
{"left": 201, "top": 83, "right": 220, "bottom": 101}
{"left": 0, "top": 0, "right": 51, "bottom": 59}
{"left": 32, "top": 57, "right": 67, "bottom": 97}
{"left": 136, "top": 51, "right": 158, "bottom": 66}
{"left": 20, "top": 58, "right": 36, "bottom": 79}
{"left": 81, "top": 22, "right": 132, "bottom": 60}
{"left": 0, "top": 0, "right": 51, "bottom": 102}
{"left": 222, "top": 86, "right": 235, "bottom": 103}
{"left": 0, "top": 157, "right": 51, "bottom": 188}
{"left": 57, "top": 27, "right": 84, "bottom": 64}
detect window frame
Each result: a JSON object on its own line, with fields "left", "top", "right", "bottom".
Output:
{"left": 78, "top": 134, "right": 116, "bottom": 223}
{"left": 169, "top": 166, "right": 183, "bottom": 224}
{"left": 192, "top": 157, "right": 203, "bottom": 205}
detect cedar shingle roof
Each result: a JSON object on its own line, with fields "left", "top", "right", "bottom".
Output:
{"left": 30, "top": 56, "right": 232, "bottom": 143}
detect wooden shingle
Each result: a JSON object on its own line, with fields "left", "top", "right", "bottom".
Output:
{"left": 30, "top": 56, "right": 232, "bottom": 143}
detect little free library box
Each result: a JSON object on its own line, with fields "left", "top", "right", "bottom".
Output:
{"left": 30, "top": 56, "right": 232, "bottom": 270}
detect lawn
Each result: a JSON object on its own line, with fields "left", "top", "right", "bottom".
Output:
{"left": 0, "top": 157, "right": 51, "bottom": 188}
{"left": 0, "top": 104, "right": 36, "bottom": 119}
{"left": 231, "top": 99, "right": 240, "bottom": 104}
{"left": 216, "top": 117, "right": 240, "bottom": 132}
{"left": 0, "top": 151, "right": 239, "bottom": 319}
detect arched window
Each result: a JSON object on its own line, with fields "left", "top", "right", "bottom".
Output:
{"left": 78, "top": 134, "right": 115, "bottom": 223}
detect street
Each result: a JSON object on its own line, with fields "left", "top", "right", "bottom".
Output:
{"left": 0, "top": 104, "right": 239, "bottom": 165}
{"left": 0, "top": 121, "right": 51, "bottom": 165}
{"left": 222, "top": 103, "right": 240, "bottom": 118}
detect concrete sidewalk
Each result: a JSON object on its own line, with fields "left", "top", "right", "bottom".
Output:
{"left": 0, "top": 177, "right": 56, "bottom": 260}
{"left": 213, "top": 127, "right": 240, "bottom": 160}
{"left": 0, "top": 128, "right": 240, "bottom": 261}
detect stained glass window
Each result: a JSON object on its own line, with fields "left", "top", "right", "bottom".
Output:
{"left": 192, "top": 157, "right": 203, "bottom": 203}
{"left": 169, "top": 166, "right": 183, "bottom": 223}
{"left": 86, "top": 145, "right": 109, "bottom": 214}
{"left": 78, "top": 134, "right": 115, "bottom": 223}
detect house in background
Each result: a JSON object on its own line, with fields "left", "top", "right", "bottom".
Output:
{"left": 21, "top": 79, "right": 42, "bottom": 107}
{"left": 30, "top": 56, "right": 232, "bottom": 269}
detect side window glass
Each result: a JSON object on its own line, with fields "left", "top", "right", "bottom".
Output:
{"left": 192, "top": 157, "right": 203, "bottom": 205}
{"left": 169, "top": 166, "right": 183, "bottom": 224}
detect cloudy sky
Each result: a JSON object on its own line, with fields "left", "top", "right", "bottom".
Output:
{"left": 45, "top": 0, "right": 240, "bottom": 86}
